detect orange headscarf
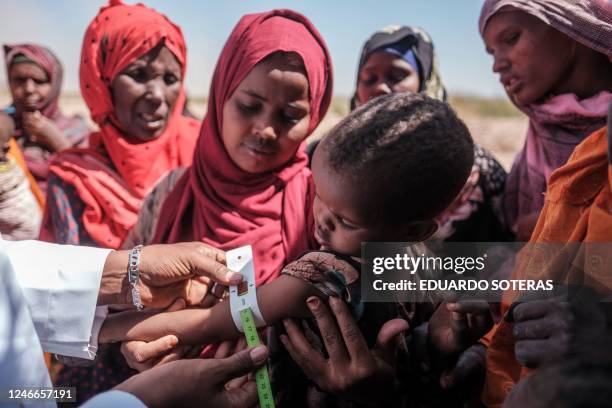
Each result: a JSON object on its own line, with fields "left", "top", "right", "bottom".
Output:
{"left": 482, "top": 126, "right": 611, "bottom": 407}
{"left": 40, "top": 0, "right": 199, "bottom": 248}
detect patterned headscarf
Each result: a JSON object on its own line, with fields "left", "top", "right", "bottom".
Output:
{"left": 351, "top": 25, "right": 446, "bottom": 109}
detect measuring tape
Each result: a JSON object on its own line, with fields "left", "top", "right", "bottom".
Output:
{"left": 227, "top": 246, "right": 275, "bottom": 408}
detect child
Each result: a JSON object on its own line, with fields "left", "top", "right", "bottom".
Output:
{"left": 100, "top": 93, "right": 492, "bottom": 406}
{"left": 0, "top": 113, "right": 42, "bottom": 240}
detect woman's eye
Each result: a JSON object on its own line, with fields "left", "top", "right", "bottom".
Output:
{"left": 281, "top": 111, "right": 302, "bottom": 124}
{"left": 126, "top": 68, "right": 146, "bottom": 82}
{"left": 360, "top": 75, "right": 377, "bottom": 86}
{"left": 505, "top": 32, "right": 520, "bottom": 45}
{"left": 164, "top": 73, "right": 179, "bottom": 85}
{"left": 237, "top": 101, "right": 259, "bottom": 114}
{"left": 34, "top": 78, "right": 49, "bottom": 85}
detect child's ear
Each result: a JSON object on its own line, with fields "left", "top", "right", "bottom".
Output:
{"left": 399, "top": 220, "right": 438, "bottom": 242}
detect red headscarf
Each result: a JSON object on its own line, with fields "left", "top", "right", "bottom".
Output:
{"left": 40, "top": 0, "right": 199, "bottom": 248}
{"left": 152, "top": 9, "right": 333, "bottom": 284}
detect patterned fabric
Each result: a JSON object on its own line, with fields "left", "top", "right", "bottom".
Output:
{"left": 483, "top": 126, "right": 612, "bottom": 407}
{"left": 151, "top": 9, "right": 333, "bottom": 285}
{"left": 351, "top": 25, "right": 447, "bottom": 108}
{"left": 3, "top": 44, "right": 90, "bottom": 194}
{"left": 0, "top": 157, "right": 42, "bottom": 240}
{"left": 433, "top": 145, "right": 511, "bottom": 241}
{"left": 479, "top": 0, "right": 612, "bottom": 238}
{"left": 39, "top": 0, "right": 200, "bottom": 248}
{"left": 271, "top": 248, "right": 451, "bottom": 407}
{"left": 479, "top": 0, "right": 612, "bottom": 57}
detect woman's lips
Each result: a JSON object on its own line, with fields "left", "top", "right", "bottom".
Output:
{"left": 501, "top": 76, "right": 523, "bottom": 95}
{"left": 137, "top": 112, "right": 165, "bottom": 130}
{"left": 243, "top": 143, "right": 276, "bottom": 159}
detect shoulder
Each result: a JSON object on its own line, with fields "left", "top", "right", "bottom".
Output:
{"left": 473, "top": 144, "right": 506, "bottom": 195}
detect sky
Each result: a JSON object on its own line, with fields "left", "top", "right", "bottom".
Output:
{"left": 0, "top": 0, "right": 505, "bottom": 98}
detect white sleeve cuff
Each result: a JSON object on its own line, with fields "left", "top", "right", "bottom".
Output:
{"left": 82, "top": 390, "right": 147, "bottom": 407}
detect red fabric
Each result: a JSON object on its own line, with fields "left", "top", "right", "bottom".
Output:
{"left": 152, "top": 9, "right": 333, "bottom": 284}
{"left": 40, "top": 0, "right": 199, "bottom": 248}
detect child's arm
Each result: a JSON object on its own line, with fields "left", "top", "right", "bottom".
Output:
{"left": 99, "top": 274, "right": 324, "bottom": 345}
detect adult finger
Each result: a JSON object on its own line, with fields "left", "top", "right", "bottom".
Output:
{"left": 513, "top": 318, "right": 554, "bottom": 340}
{"left": 372, "top": 319, "right": 409, "bottom": 364}
{"left": 307, "top": 297, "right": 349, "bottom": 363}
{"left": 280, "top": 319, "right": 326, "bottom": 379}
{"left": 329, "top": 297, "right": 369, "bottom": 360}
{"left": 121, "top": 336, "right": 178, "bottom": 370}
{"left": 514, "top": 339, "right": 550, "bottom": 368}
{"left": 189, "top": 244, "right": 242, "bottom": 285}
{"left": 166, "top": 297, "right": 186, "bottom": 312}
{"left": 221, "top": 381, "right": 259, "bottom": 408}
{"left": 184, "top": 276, "right": 212, "bottom": 306}
{"left": 512, "top": 301, "right": 551, "bottom": 323}
{"left": 214, "top": 346, "right": 268, "bottom": 384}
{"left": 215, "top": 340, "right": 236, "bottom": 359}
{"left": 447, "top": 300, "right": 490, "bottom": 315}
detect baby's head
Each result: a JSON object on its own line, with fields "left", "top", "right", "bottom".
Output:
{"left": 312, "top": 92, "right": 473, "bottom": 256}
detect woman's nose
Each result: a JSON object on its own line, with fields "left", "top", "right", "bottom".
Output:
{"left": 374, "top": 80, "right": 392, "bottom": 97}
{"left": 492, "top": 54, "right": 510, "bottom": 73}
{"left": 144, "top": 80, "right": 164, "bottom": 105}
{"left": 23, "top": 79, "right": 36, "bottom": 94}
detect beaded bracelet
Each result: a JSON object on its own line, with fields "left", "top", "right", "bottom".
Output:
{"left": 128, "top": 245, "right": 144, "bottom": 311}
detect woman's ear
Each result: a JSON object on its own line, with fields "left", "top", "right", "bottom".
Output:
{"left": 399, "top": 219, "right": 438, "bottom": 242}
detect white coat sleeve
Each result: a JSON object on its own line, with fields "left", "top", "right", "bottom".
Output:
{"left": 82, "top": 390, "right": 147, "bottom": 407}
{"left": 0, "top": 239, "right": 112, "bottom": 359}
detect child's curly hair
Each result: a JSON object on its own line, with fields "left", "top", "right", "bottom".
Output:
{"left": 319, "top": 92, "right": 474, "bottom": 223}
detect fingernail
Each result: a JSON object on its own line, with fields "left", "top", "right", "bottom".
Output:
{"left": 250, "top": 345, "right": 268, "bottom": 364}
{"left": 227, "top": 272, "right": 242, "bottom": 285}
{"left": 306, "top": 297, "right": 319, "bottom": 309}
{"left": 168, "top": 336, "right": 179, "bottom": 347}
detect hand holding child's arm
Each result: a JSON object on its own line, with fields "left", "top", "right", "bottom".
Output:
{"left": 100, "top": 275, "right": 321, "bottom": 346}
{"left": 428, "top": 300, "right": 492, "bottom": 367}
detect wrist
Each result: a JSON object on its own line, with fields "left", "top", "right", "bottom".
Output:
{"left": 99, "top": 249, "right": 131, "bottom": 305}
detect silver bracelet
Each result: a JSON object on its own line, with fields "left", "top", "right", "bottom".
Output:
{"left": 128, "top": 245, "right": 144, "bottom": 311}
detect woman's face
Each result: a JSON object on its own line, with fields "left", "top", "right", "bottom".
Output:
{"left": 8, "top": 62, "right": 52, "bottom": 114}
{"left": 356, "top": 51, "right": 420, "bottom": 105}
{"left": 222, "top": 54, "right": 311, "bottom": 174}
{"left": 112, "top": 44, "right": 182, "bottom": 142}
{"left": 483, "top": 9, "right": 576, "bottom": 106}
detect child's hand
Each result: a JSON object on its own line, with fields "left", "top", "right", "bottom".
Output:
{"left": 429, "top": 300, "right": 493, "bottom": 358}
{"left": 22, "top": 111, "right": 70, "bottom": 151}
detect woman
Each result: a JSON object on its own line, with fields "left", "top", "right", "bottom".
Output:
{"left": 479, "top": 0, "right": 611, "bottom": 405}
{"left": 41, "top": 0, "right": 200, "bottom": 401}
{"left": 346, "top": 25, "right": 511, "bottom": 242}
{"left": 40, "top": 0, "right": 199, "bottom": 249}
{"left": 124, "top": 9, "right": 333, "bottom": 287}
{"left": 481, "top": 0, "right": 612, "bottom": 241}
{"left": 3, "top": 44, "right": 89, "bottom": 195}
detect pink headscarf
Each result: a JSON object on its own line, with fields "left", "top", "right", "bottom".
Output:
{"left": 479, "top": 0, "right": 612, "bottom": 237}
{"left": 152, "top": 9, "right": 333, "bottom": 284}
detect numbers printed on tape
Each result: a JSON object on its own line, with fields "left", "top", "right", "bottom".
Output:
{"left": 239, "top": 308, "right": 275, "bottom": 408}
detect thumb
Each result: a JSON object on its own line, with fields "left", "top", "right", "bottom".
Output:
{"left": 165, "top": 297, "right": 186, "bottom": 312}
{"left": 373, "top": 319, "right": 409, "bottom": 364}
{"left": 215, "top": 345, "right": 268, "bottom": 384}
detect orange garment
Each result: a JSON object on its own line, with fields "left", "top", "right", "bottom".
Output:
{"left": 7, "top": 138, "right": 44, "bottom": 209}
{"left": 482, "top": 126, "right": 611, "bottom": 407}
